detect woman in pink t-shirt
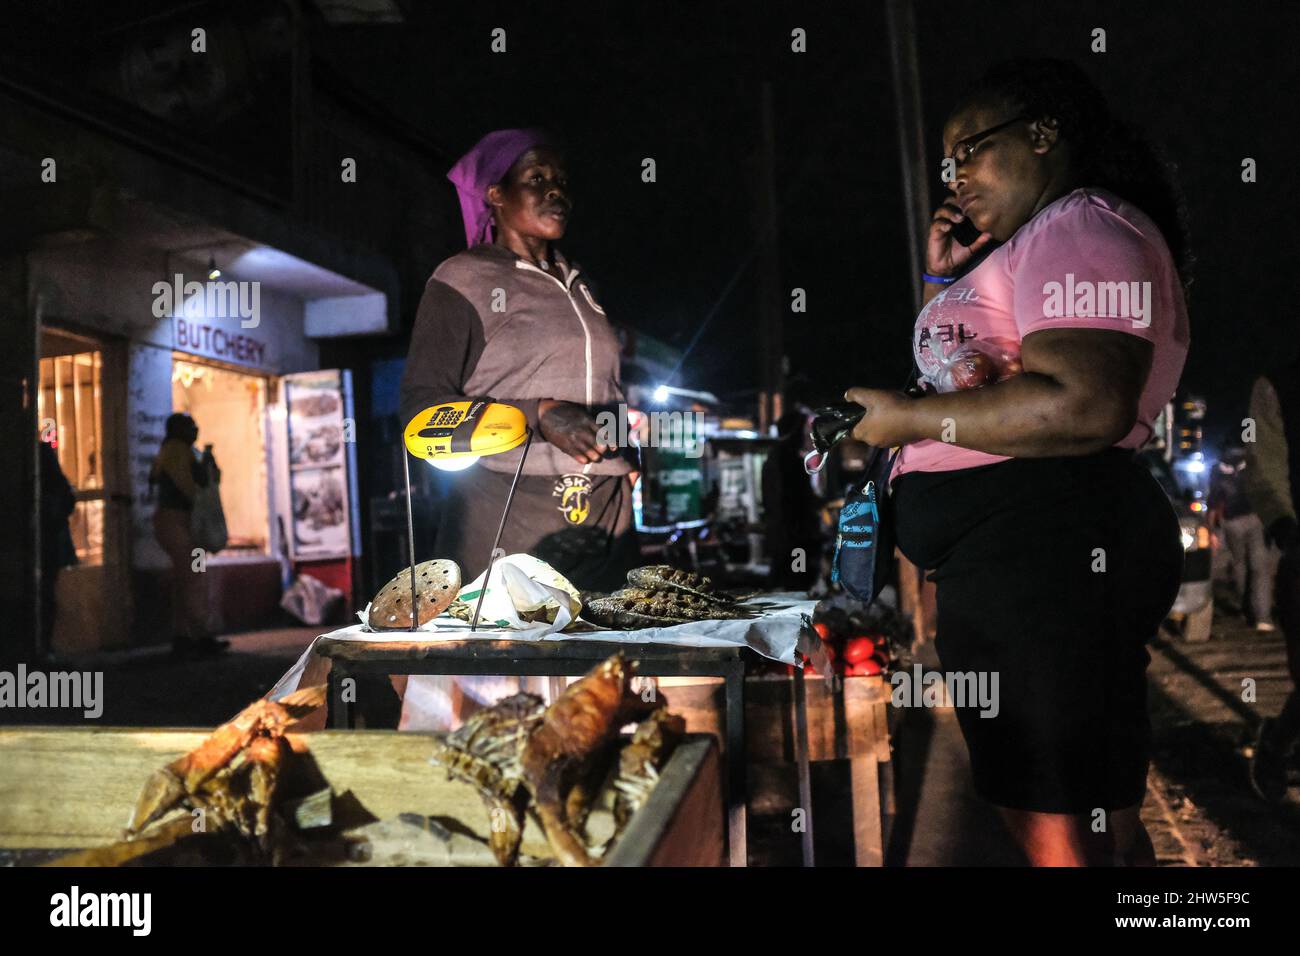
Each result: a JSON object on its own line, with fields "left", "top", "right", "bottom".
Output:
{"left": 845, "top": 60, "right": 1190, "bottom": 865}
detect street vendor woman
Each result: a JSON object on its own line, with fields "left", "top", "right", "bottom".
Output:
{"left": 844, "top": 60, "right": 1189, "bottom": 866}
{"left": 400, "top": 128, "right": 639, "bottom": 591}
{"left": 395, "top": 129, "right": 640, "bottom": 727}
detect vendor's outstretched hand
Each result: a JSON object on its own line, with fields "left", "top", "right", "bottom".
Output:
{"left": 538, "top": 399, "right": 611, "bottom": 464}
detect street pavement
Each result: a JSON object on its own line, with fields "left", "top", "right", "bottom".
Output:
{"left": 2, "top": 628, "right": 317, "bottom": 728}
{"left": 891, "top": 602, "right": 1300, "bottom": 866}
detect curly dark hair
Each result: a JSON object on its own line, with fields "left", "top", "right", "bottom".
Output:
{"left": 953, "top": 58, "right": 1193, "bottom": 298}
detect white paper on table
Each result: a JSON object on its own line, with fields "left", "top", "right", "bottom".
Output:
{"left": 269, "top": 555, "right": 576, "bottom": 710}
{"left": 265, "top": 615, "right": 562, "bottom": 705}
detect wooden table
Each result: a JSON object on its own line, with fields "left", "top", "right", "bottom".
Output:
{"left": 314, "top": 636, "right": 817, "bottom": 868}
{"left": 666, "top": 670, "right": 894, "bottom": 866}
{"left": 0, "top": 728, "right": 723, "bottom": 866}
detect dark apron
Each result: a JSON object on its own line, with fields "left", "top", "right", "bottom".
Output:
{"left": 435, "top": 467, "right": 639, "bottom": 592}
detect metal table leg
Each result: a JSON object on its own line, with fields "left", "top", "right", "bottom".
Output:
{"left": 792, "top": 664, "right": 816, "bottom": 866}
{"left": 547, "top": 675, "right": 567, "bottom": 702}
{"left": 329, "top": 662, "right": 355, "bottom": 729}
{"left": 724, "top": 658, "right": 747, "bottom": 867}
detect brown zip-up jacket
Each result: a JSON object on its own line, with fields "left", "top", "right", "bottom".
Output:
{"left": 399, "top": 243, "right": 631, "bottom": 476}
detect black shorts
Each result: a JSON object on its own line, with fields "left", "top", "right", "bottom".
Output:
{"left": 892, "top": 448, "right": 1183, "bottom": 813}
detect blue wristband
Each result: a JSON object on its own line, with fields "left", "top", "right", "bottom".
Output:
{"left": 922, "top": 272, "right": 957, "bottom": 285}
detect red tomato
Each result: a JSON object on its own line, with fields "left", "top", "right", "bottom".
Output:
{"left": 950, "top": 351, "right": 999, "bottom": 390}
{"left": 842, "top": 637, "right": 875, "bottom": 665}
{"left": 845, "top": 659, "right": 883, "bottom": 677}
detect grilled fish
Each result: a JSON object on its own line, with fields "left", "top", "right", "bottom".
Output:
{"left": 626, "top": 565, "right": 736, "bottom": 604}
{"left": 521, "top": 654, "right": 660, "bottom": 866}
{"left": 612, "top": 709, "right": 686, "bottom": 828}
{"left": 615, "top": 587, "right": 749, "bottom": 618}
{"left": 429, "top": 692, "right": 546, "bottom": 867}
{"left": 583, "top": 587, "right": 752, "bottom": 629}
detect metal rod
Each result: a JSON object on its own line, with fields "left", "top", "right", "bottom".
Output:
{"left": 885, "top": 0, "right": 931, "bottom": 315}
{"left": 793, "top": 663, "right": 816, "bottom": 866}
{"left": 70, "top": 355, "right": 84, "bottom": 486}
{"left": 471, "top": 428, "right": 532, "bottom": 631}
{"left": 403, "top": 448, "right": 419, "bottom": 631}
{"left": 756, "top": 80, "right": 783, "bottom": 431}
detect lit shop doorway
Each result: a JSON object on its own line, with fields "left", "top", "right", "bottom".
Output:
{"left": 38, "top": 326, "right": 128, "bottom": 651}
{"left": 170, "top": 355, "right": 270, "bottom": 554}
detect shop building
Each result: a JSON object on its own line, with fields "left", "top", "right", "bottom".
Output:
{"left": 28, "top": 212, "right": 384, "bottom": 651}
{"left": 1, "top": 4, "right": 458, "bottom": 657}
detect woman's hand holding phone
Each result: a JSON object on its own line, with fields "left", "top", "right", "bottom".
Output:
{"left": 927, "top": 199, "right": 994, "bottom": 278}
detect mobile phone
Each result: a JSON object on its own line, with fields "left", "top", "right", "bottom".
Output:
{"left": 951, "top": 216, "right": 983, "bottom": 247}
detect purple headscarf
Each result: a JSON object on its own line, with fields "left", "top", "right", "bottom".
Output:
{"left": 446, "top": 128, "right": 551, "bottom": 248}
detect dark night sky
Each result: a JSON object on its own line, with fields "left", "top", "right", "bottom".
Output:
{"left": 314, "top": 3, "right": 917, "bottom": 407}
{"left": 310, "top": 0, "right": 1297, "bottom": 445}
{"left": 28, "top": 1, "right": 1291, "bottom": 442}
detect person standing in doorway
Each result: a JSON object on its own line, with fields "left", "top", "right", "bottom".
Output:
{"left": 150, "top": 413, "right": 227, "bottom": 657}
{"left": 38, "top": 438, "right": 77, "bottom": 659}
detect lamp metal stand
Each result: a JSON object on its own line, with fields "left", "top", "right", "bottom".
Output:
{"left": 403, "top": 447, "right": 420, "bottom": 631}
{"left": 399, "top": 426, "right": 533, "bottom": 633}
{"left": 471, "top": 427, "right": 533, "bottom": 631}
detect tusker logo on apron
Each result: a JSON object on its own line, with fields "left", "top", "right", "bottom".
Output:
{"left": 554, "top": 474, "right": 593, "bottom": 525}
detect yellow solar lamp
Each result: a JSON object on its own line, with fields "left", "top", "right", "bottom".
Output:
{"left": 399, "top": 400, "right": 532, "bottom": 631}
{"left": 404, "top": 399, "right": 529, "bottom": 463}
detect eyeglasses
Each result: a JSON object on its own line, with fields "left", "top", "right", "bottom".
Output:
{"left": 947, "top": 114, "right": 1033, "bottom": 165}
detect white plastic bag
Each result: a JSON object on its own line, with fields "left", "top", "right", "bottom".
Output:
{"left": 191, "top": 486, "right": 228, "bottom": 553}
{"left": 919, "top": 330, "right": 1023, "bottom": 393}
{"left": 447, "top": 553, "right": 581, "bottom": 629}
{"left": 280, "top": 573, "right": 344, "bottom": 626}
{"left": 190, "top": 458, "right": 228, "bottom": 554}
